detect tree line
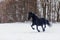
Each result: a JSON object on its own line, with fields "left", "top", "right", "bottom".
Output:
{"left": 0, "top": 0, "right": 60, "bottom": 23}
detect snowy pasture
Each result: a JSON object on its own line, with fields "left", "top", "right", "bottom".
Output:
{"left": 0, "top": 22, "right": 60, "bottom": 40}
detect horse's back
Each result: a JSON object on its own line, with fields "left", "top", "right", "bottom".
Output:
{"left": 39, "top": 18, "right": 48, "bottom": 24}
{"left": 39, "top": 18, "right": 46, "bottom": 22}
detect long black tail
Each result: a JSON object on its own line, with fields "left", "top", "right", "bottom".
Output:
{"left": 46, "top": 20, "right": 51, "bottom": 26}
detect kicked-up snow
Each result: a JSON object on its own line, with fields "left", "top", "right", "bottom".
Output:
{"left": 0, "top": 22, "right": 60, "bottom": 40}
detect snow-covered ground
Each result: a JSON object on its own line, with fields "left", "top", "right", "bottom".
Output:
{"left": 0, "top": 22, "right": 60, "bottom": 40}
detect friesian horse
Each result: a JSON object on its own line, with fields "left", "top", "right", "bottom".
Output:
{"left": 28, "top": 12, "right": 51, "bottom": 32}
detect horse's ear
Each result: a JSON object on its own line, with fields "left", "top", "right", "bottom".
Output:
{"left": 29, "top": 12, "right": 32, "bottom": 13}
{"left": 29, "top": 11, "right": 34, "bottom": 13}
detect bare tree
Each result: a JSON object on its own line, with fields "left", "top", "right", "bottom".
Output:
{"left": 40, "top": 0, "right": 47, "bottom": 18}
{"left": 57, "top": 1, "right": 60, "bottom": 22}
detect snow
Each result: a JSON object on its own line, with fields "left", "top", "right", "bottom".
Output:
{"left": 0, "top": 22, "right": 60, "bottom": 40}
{"left": 0, "top": 0, "right": 59, "bottom": 40}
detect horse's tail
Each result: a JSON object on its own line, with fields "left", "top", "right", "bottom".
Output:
{"left": 46, "top": 20, "right": 51, "bottom": 27}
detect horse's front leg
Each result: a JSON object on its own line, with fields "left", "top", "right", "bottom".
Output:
{"left": 31, "top": 24, "right": 35, "bottom": 30}
{"left": 44, "top": 25, "right": 46, "bottom": 28}
{"left": 36, "top": 26, "right": 40, "bottom": 32}
{"left": 41, "top": 25, "right": 45, "bottom": 32}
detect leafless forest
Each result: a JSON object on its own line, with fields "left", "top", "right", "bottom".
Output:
{"left": 0, "top": 0, "right": 60, "bottom": 23}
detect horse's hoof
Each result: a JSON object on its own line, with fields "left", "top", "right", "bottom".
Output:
{"left": 43, "top": 30, "right": 45, "bottom": 32}
{"left": 38, "top": 30, "right": 40, "bottom": 32}
{"left": 32, "top": 28, "right": 35, "bottom": 30}
{"left": 43, "top": 29, "right": 45, "bottom": 32}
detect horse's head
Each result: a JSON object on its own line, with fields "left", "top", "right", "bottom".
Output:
{"left": 28, "top": 12, "right": 33, "bottom": 20}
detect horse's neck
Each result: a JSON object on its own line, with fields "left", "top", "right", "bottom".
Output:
{"left": 32, "top": 15, "right": 39, "bottom": 20}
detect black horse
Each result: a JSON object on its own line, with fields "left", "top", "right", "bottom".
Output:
{"left": 28, "top": 12, "right": 51, "bottom": 32}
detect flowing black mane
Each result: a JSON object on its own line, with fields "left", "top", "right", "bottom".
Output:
{"left": 28, "top": 12, "right": 39, "bottom": 22}
{"left": 28, "top": 12, "right": 51, "bottom": 32}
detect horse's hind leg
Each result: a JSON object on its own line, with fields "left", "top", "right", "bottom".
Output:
{"left": 44, "top": 25, "right": 46, "bottom": 28}
{"left": 31, "top": 24, "right": 35, "bottom": 30}
{"left": 36, "top": 26, "right": 40, "bottom": 32}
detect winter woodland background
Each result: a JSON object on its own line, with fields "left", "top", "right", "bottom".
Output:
{"left": 0, "top": 0, "right": 60, "bottom": 23}
{"left": 0, "top": 0, "right": 60, "bottom": 40}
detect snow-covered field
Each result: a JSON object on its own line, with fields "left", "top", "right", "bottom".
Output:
{"left": 0, "top": 22, "right": 60, "bottom": 40}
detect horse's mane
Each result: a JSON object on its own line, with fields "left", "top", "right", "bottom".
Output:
{"left": 32, "top": 13, "right": 39, "bottom": 19}
{"left": 28, "top": 12, "right": 40, "bottom": 20}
